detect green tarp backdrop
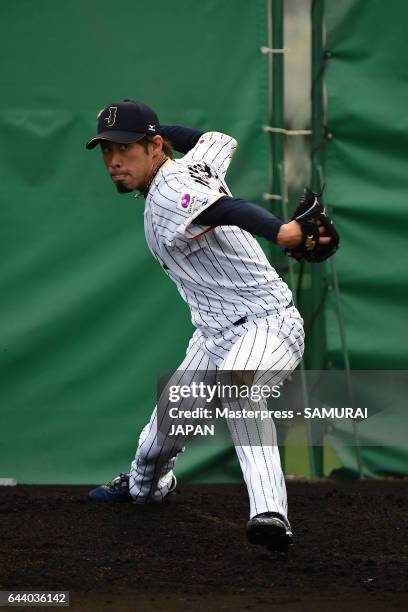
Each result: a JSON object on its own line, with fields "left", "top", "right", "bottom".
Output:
{"left": 322, "top": 0, "right": 408, "bottom": 475}
{"left": 1, "top": 0, "right": 407, "bottom": 483}
{"left": 0, "top": 0, "right": 270, "bottom": 483}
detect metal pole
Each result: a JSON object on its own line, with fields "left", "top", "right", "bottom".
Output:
{"left": 270, "top": 0, "right": 287, "bottom": 472}
{"left": 271, "top": 0, "right": 284, "bottom": 225}
{"left": 309, "top": 0, "right": 326, "bottom": 476}
{"left": 269, "top": 0, "right": 318, "bottom": 477}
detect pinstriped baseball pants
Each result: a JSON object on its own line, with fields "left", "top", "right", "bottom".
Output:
{"left": 129, "top": 314, "right": 304, "bottom": 519}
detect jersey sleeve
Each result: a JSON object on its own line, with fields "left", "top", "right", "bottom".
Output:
{"left": 182, "top": 131, "right": 238, "bottom": 180}
{"left": 150, "top": 173, "right": 225, "bottom": 247}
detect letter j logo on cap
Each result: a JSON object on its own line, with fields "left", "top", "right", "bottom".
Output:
{"left": 105, "top": 106, "right": 117, "bottom": 127}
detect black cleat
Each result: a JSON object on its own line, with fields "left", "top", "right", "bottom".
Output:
{"left": 246, "top": 512, "right": 293, "bottom": 552}
{"left": 89, "top": 473, "right": 177, "bottom": 503}
{"left": 89, "top": 473, "right": 133, "bottom": 502}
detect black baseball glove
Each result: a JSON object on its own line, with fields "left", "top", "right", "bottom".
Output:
{"left": 285, "top": 188, "right": 340, "bottom": 263}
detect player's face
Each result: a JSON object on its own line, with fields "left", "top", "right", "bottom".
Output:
{"left": 100, "top": 141, "right": 155, "bottom": 194}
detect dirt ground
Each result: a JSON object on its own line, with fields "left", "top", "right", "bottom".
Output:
{"left": 1, "top": 481, "right": 407, "bottom": 611}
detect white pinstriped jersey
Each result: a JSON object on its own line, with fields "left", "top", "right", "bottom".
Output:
{"left": 144, "top": 131, "right": 294, "bottom": 338}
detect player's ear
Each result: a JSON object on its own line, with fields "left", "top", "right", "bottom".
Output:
{"left": 151, "top": 135, "right": 164, "bottom": 154}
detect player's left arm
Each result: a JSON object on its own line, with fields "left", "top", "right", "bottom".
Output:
{"left": 194, "top": 196, "right": 332, "bottom": 249}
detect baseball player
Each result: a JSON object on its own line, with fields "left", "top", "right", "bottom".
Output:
{"left": 86, "top": 100, "right": 335, "bottom": 552}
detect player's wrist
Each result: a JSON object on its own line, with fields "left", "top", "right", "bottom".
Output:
{"left": 276, "top": 221, "right": 302, "bottom": 248}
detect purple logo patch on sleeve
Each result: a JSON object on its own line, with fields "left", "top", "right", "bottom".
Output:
{"left": 177, "top": 192, "right": 196, "bottom": 214}
{"left": 181, "top": 194, "right": 191, "bottom": 208}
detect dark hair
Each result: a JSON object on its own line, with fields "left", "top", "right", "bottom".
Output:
{"left": 140, "top": 135, "right": 174, "bottom": 159}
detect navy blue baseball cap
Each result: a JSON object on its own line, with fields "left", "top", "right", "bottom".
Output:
{"left": 86, "top": 100, "right": 160, "bottom": 149}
